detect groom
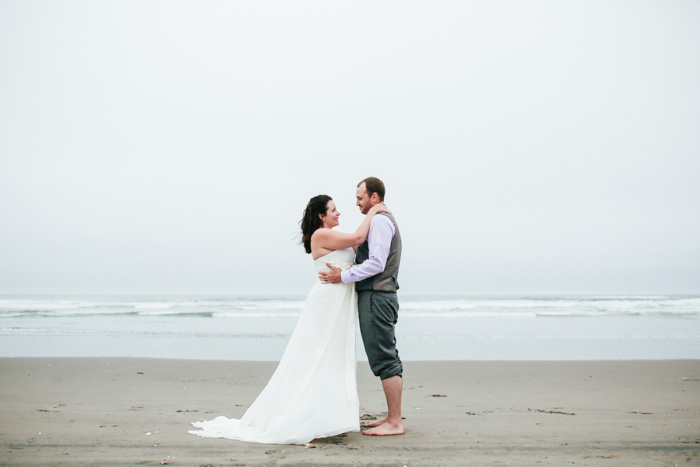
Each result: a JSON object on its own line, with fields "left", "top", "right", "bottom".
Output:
{"left": 319, "top": 176, "right": 404, "bottom": 436}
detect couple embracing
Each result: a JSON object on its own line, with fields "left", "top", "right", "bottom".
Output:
{"left": 190, "top": 177, "right": 404, "bottom": 444}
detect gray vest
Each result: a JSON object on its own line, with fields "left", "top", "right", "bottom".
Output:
{"left": 355, "top": 212, "right": 402, "bottom": 292}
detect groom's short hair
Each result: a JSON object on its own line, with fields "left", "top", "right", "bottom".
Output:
{"left": 359, "top": 177, "right": 385, "bottom": 201}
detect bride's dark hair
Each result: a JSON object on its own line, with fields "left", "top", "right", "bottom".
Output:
{"left": 300, "top": 194, "right": 332, "bottom": 254}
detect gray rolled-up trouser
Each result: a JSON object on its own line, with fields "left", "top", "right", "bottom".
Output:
{"left": 357, "top": 290, "right": 403, "bottom": 380}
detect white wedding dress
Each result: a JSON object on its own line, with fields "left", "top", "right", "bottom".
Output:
{"left": 189, "top": 247, "right": 360, "bottom": 444}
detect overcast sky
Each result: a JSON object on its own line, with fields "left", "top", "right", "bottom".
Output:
{"left": 1, "top": 1, "right": 699, "bottom": 296}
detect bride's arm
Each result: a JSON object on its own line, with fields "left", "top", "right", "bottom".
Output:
{"left": 312, "top": 204, "right": 390, "bottom": 251}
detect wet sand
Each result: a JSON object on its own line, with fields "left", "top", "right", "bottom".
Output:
{"left": 1, "top": 358, "right": 699, "bottom": 466}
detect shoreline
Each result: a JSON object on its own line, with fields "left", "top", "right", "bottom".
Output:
{"left": 3, "top": 355, "right": 700, "bottom": 361}
{"left": 2, "top": 358, "right": 699, "bottom": 465}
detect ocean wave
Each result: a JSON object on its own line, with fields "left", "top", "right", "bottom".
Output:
{"left": 1, "top": 295, "right": 699, "bottom": 319}
{"left": 0, "top": 327, "right": 292, "bottom": 338}
{"left": 400, "top": 296, "right": 700, "bottom": 317}
{"left": 0, "top": 297, "right": 305, "bottom": 318}
{"left": 0, "top": 309, "right": 142, "bottom": 318}
{"left": 2, "top": 326, "right": 698, "bottom": 340}
{"left": 398, "top": 333, "right": 700, "bottom": 339}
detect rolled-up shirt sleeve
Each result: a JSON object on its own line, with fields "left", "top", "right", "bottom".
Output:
{"left": 341, "top": 215, "right": 395, "bottom": 284}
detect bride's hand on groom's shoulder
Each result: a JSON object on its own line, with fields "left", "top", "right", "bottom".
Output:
{"left": 370, "top": 203, "right": 391, "bottom": 216}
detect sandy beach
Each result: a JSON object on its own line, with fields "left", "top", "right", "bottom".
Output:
{"left": 1, "top": 358, "right": 698, "bottom": 466}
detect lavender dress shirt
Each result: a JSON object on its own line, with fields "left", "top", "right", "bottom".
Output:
{"left": 340, "top": 215, "right": 396, "bottom": 284}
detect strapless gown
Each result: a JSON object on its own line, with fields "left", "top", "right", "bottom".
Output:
{"left": 189, "top": 247, "right": 360, "bottom": 444}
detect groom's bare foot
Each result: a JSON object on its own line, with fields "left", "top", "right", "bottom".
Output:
{"left": 362, "top": 416, "right": 387, "bottom": 428}
{"left": 362, "top": 422, "right": 404, "bottom": 436}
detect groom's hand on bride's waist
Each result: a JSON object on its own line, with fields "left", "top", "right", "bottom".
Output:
{"left": 319, "top": 264, "right": 342, "bottom": 284}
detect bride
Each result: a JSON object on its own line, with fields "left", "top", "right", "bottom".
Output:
{"left": 189, "top": 194, "right": 389, "bottom": 444}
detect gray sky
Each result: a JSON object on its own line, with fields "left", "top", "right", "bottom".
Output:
{"left": 1, "top": 0, "right": 699, "bottom": 295}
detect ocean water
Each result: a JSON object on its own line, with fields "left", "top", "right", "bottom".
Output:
{"left": 1, "top": 295, "right": 699, "bottom": 360}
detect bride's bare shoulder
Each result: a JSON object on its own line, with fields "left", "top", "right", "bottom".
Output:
{"left": 310, "top": 229, "right": 330, "bottom": 257}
